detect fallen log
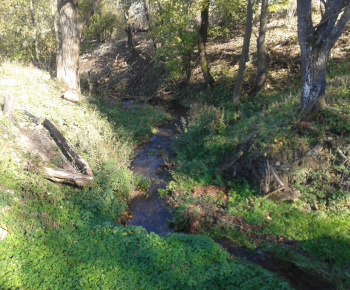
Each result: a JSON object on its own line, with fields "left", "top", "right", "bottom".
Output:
{"left": 41, "top": 164, "right": 93, "bottom": 186}
{"left": 22, "top": 111, "right": 93, "bottom": 186}
{"left": 43, "top": 119, "right": 93, "bottom": 177}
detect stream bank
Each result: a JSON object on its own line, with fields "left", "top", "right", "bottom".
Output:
{"left": 125, "top": 101, "right": 336, "bottom": 290}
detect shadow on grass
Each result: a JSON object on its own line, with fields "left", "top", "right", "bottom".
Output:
{"left": 0, "top": 183, "right": 291, "bottom": 289}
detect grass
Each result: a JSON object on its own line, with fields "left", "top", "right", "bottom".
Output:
{"left": 0, "top": 62, "right": 291, "bottom": 289}
{"left": 166, "top": 61, "right": 350, "bottom": 288}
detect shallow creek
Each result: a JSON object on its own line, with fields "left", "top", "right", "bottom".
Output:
{"left": 125, "top": 101, "right": 335, "bottom": 290}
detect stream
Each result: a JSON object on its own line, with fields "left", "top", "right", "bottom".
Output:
{"left": 125, "top": 101, "right": 335, "bottom": 290}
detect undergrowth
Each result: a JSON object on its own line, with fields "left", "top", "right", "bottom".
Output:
{"left": 167, "top": 62, "right": 350, "bottom": 288}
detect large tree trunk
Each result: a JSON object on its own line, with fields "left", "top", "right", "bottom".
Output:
{"left": 300, "top": 47, "right": 328, "bottom": 111}
{"left": 255, "top": 0, "right": 268, "bottom": 95}
{"left": 297, "top": 0, "right": 350, "bottom": 113}
{"left": 233, "top": 0, "right": 256, "bottom": 103}
{"left": 198, "top": 0, "right": 214, "bottom": 88}
{"left": 57, "top": 0, "right": 81, "bottom": 93}
{"left": 57, "top": 0, "right": 102, "bottom": 94}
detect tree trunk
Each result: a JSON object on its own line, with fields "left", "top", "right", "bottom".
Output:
{"left": 125, "top": 25, "right": 137, "bottom": 55}
{"left": 57, "top": 0, "right": 81, "bottom": 93}
{"left": 297, "top": 0, "right": 350, "bottom": 113}
{"left": 233, "top": 0, "right": 256, "bottom": 103}
{"left": 183, "top": 53, "right": 192, "bottom": 84}
{"left": 198, "top": 0, "right": 214, "bottom": 88}
{"left": 29, "top": 0, "right": 40, "bottom": 65}
{"left": 255, "top": 0, "right": 268, "bottom": 95}
{"left": 143, "top": 0, "right": 157, "bottom": 50}
{"left": 300, "top": 47, "right": 328, "bottom": 111}
{"left": 51, "top": 0, "right": 60, "bottom": 70}
{"left": 57, "top": 0, "right": 102, "bottom": 94}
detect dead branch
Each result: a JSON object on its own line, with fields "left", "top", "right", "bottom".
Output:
{"left": 268, "top": 160, "right": 284, "bottom": 187}
{"left": 216, "top": 151, "right": 243, "bottom": 176}
{"left": 264, "top": 187, "right": 285, "bottom": 199}
{"left": 336, "top": 147, "right": 349, "bottom": 163}
{"left": 278, "top": 144, "right": 322, "bottom": 170}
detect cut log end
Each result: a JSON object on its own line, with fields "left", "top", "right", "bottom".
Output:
{"left": 2, "top": 95, "right": 15, "bottom": 123}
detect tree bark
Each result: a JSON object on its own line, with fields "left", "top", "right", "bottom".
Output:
{"left": 43, "top": 119, "right": 93, "bottom": 177}
{"left": 51, "top": 0, "right": 60, "bottom": 69}
{"left": 297, "top": 0, "right": 350, "bottom": 112}
{"left": 255, "top": 0, "right": 268, "bottom": 95}
{"left": 233, "top": 0, "right": 256, "bottom": 103}
{"left": 57, "top": 0, "right": 81, "bottom": 92}
{"left": 198, "top": 0, "right": 214, "bottom": 88}
{"left": 57, "top": 0, "right": 102, "bottom": 94}
{"left": 125, "top": 25, "right": 137, "bottom": 55}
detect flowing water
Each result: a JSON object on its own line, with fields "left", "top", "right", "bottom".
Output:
{"left": 125, "top": 102, "right": 186, "bottom": 235}
{"left": 125, "top": 101, "right": 335, "bottom": 289}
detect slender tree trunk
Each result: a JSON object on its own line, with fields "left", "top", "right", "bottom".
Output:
{"left": 29, "top": 0, "right": 40, "bottom": 65}
{"left": 183, "top": 53, "right": 192, "bottom": 84}
{"left": 198, "top": 0, "right": 214, "bottom": 88}
{"left": 125, "top": 25, "right": 137, "bottom": 55}
{"left": 255, "top": 0, "right": 268, "bottom": 95}
{"left": 233, "top": 0, "right": 256, "bottom": 103}
{"left": 297, "top": 0, "right": 350, "bottom": 113}
{"left": 51, "top": 0, "right": 60, "bottom": 69}
{"left": 143, "top": 0, "right": 157, "bottom": 50}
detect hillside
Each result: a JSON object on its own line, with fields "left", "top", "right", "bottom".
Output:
{"left": 0, "top": 6, "right": 350, "bottom": 289}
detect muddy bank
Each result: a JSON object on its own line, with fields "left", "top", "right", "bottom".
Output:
{"left": 216, "top": 238, "right": 335, "bottom": 290}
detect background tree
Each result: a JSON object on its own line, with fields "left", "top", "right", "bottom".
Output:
{"left": 81, "top": 0, "right": 120, "bottom": 50}
{"left": 297, "top": 0, "right": 350, "bottom": 112}
{"left": 152, "top": 0, "right": 198, "bottom": 84}
{"left": 255, "top": 0, "right": 268, "bottom": 95}
{"left": 56, "top": 0, "right": 102, "bottom": 94}
{"left": 0, "top": 0, "right": 54, "bottom": 65}
{"left": 198, "top": 0, "right": 215, "bottom": 88}
{"left": 233, "top": 0, "right": 256, "bottom": 103}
